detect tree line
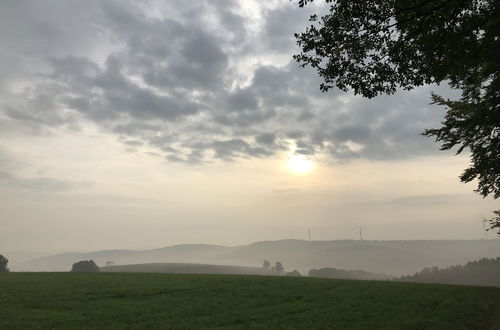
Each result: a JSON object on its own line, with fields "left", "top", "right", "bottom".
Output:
{"left": 398, "top": 257, "right": 500, "bottom": 287}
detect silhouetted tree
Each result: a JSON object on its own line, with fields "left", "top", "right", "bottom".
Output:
{"left": 274, "top": 261, "right": 284, "bottom": 274}
{"left": 294, "top": 0, "right": 500, "bottom": 232}
{"left": 262, "top": 260, "right": 271, "bottom": 269}
{"left": 398, "top": 257, "right": 500, "bottom": 287}
{"left": 488, "top": 210, "right": 500, "bottom": 236}
{"left": 71, "top": 260, "right": 99, "bottom": 273}
{"left": 105, "top": 261, "right": 115, "bottom": 266}
{"left": 0, "top": 254, "right": 9, "bottom": 272}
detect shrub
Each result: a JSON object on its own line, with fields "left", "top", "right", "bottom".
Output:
{"left": 71, "top": 260, "right": 99, "bottom": 272}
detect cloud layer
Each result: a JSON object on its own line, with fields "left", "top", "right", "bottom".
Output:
{"left": 0, "top": 0, "right": 452, "bottom": 164}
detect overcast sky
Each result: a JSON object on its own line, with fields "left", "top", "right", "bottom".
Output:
{"left": 0, "top": 0, "right": 497, "bottom": 253}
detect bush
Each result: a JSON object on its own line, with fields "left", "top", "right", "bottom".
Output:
{"left": 71, "top": 260, "right": 99, "bottom": 272}
{"left": 0, "top": 254, "right": 9, "bottom": 272}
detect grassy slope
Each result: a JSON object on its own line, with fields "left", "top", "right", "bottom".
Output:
{"left": 1, "top": 273, "right": 499, "bottom": 329}
{"left": 101, "top": 262, "right": 274, "bottom": 275}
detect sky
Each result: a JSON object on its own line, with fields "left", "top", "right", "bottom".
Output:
{"left": 0, "top": 0, "right": 497, "bottom": 253}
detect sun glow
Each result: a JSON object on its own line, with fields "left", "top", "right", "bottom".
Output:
{"left": 287, "top": 154, "right": 315, "bottom": 174}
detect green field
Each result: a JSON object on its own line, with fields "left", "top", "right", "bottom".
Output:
{"left": 1, "top": 273, "right": 499, "bottom": 329}
{"left": 101, "top": 262, "right": 274, "bottom": 276}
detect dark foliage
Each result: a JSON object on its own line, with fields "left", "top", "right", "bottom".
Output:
{"left": 262, "top": 260, "right": 271, "bottom": 269}
{"left": 273, "top": 261, "right": 284, "bottom": 274}
{"left": 0, "top": 255, "right": 9, "bottom": 272}
{"left": 489, "top": 210, "right": 500, "bottom": 235}
{"left": 294, "top": 0, "right": 500, "bottom": 231}
{"left": 71, "top": 260, "right": 99, "bottom": 273}
{"left": 295, "top": 0, "right": 499, "bottom": 97}
{"left": 399, "top": 257, "right": 500, "bottom": 287}
{"left": 422, "top": 94, "right": 499, "bottom": 202}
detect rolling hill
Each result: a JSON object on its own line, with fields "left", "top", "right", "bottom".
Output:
{"left": 100, "top": 262, "right": 275, "bottom": 275}
{"left": 14, "top": 239, "right": 500, "bottom": 276}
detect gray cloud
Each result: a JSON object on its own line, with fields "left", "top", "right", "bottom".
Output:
{"left": 0, "top": 1, "right": 455, "bottom": 164}
{"left": 211, "top": 138, "right": 271, "bottom": 161}
{"left": 262, "top": 4, "right": 317, "bottom": 53}
{"left": 0, "top": 171, "right": 78, "bottom": 192}
{"left": 255, "top": 132, "right": 277, "bottom": 146}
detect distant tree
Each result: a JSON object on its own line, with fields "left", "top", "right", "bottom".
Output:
{"left": 274, "top": 261, "right": 284, "bottom": 274}
{"left": 105, "top": 261, "right": 115, "bottom": 266}
{"left": 398, "top": 257, "right": 500, "bottom": 287}
{"left": 262, "top": 260, "right": 271, "bottom": 270}
{"left": 0, "top": 254, "right": 9, "bottom": 272}
{"left": 286, "top": 270, "right": 302, "bottom": 277}
{"left": 71, "top": 260, "right": 99, "bottom": 273}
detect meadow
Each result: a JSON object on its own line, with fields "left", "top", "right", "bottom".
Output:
{"left": 1, "top": 273, "right": 499, "bottom": 329}
{"left": 101, "top": 262, "right": 274, "bottom": 276}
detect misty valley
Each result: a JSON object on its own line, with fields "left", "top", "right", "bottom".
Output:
{"left": 9, "top": 239, "right": 500, "bottom": 285}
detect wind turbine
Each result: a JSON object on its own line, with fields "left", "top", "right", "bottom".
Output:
{"left": 358, "top": 226, "right": 367, "bottom": 241}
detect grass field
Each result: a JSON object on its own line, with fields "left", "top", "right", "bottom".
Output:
{"left": 101, "top": 262, "right": 274, "bottom": 276}
{"left": 1, "top": 273, "right": 499, "bottom": 329}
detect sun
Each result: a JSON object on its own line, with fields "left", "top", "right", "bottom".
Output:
{"left": 287, "top": 155, "right": 315, "bottom": 174}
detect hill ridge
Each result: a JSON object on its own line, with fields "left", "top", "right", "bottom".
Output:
{"left": 14, "top": 239, "right": 500, "bottom": 275}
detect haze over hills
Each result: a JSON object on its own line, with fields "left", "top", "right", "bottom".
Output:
{"left": 12, "top": 239, "right": 500, "bottom": 276}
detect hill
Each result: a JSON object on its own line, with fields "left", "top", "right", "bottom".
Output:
{"left": 15, "top": 239, "right": 500, "bottom": 276}
{"left": 14, "top": 244, "right": 226, "bottom": 271}
{"left": 101, "top": 262, "right": 274, "bottom": 276}
{"left": 1, "top": 273, "right": 499, "bottom": 329}
{"left": 308, "top": 267, "right": 393, "bottom": 281}
{"left": 399, "top": 257, "right": 500, "bottom": 287}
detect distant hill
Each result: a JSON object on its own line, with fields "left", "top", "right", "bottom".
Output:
{"left": 101, "top": 262, "right": 274, "bottom": 276}
{"left": 309, "top": 267, "right": 393, "bottom": 281}
{"left": 398, "top": 257, "right": 500, "bottom": 287}
{"left": 15, "top": 244, "right": 226, "bottom": 272}
{"left": 209, "top": 239, "right": 500, "bottom": 276}
{"left": 16, "top": 239, "right": 500, "bottom": 276}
